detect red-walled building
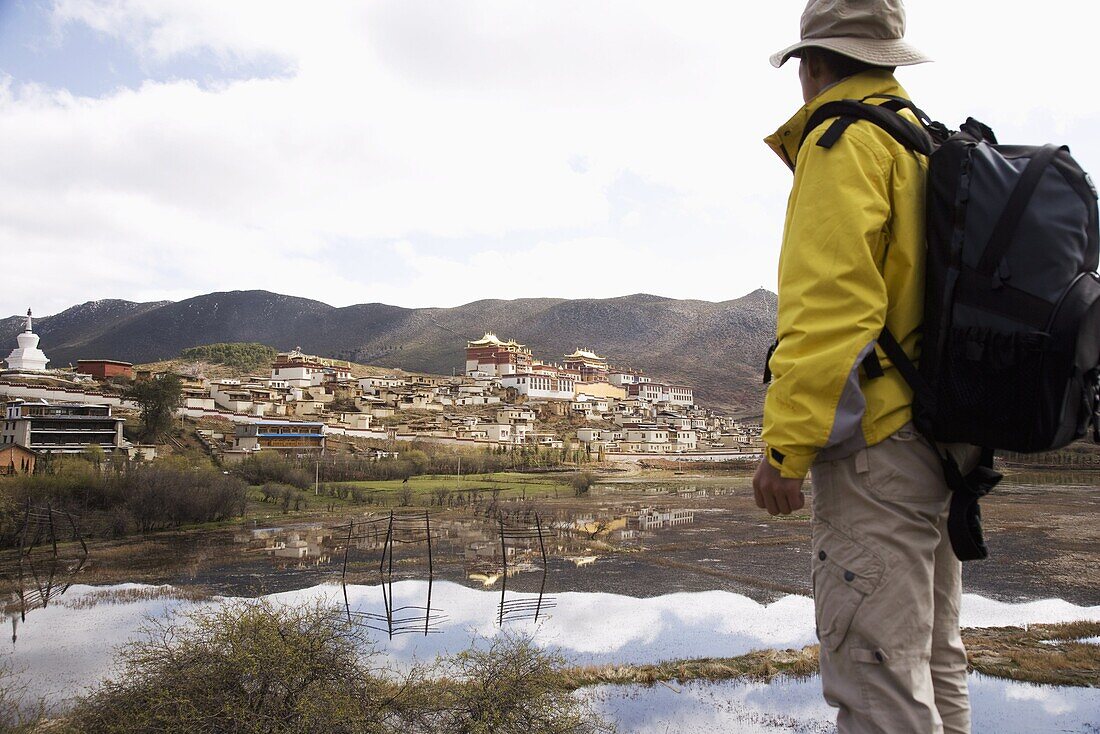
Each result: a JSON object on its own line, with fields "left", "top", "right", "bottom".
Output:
{"left": 76, "top": 359, "right": 134, "bottom": 381}
{"left": 464, "top": 333, "right": 533, "bottom": 377}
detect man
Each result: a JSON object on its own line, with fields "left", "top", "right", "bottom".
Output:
{"left": 753, "top": 1, "right": 979, "bottom": 732}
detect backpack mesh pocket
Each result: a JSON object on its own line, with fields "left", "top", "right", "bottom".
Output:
{"left": 935, "top": 327, "right": 1055, "bottom": 450}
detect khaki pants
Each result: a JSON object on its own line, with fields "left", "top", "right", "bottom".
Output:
{"left": 810, "top": 425, "right": 978, "bottom": 734}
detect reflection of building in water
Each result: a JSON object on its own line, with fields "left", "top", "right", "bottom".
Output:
{"left": 636, "top": 508, "right": 694, "bottom": 530}
{"left": 570, "top": 516, "right": 627, "bottom": 536}
{"left": 2, "top": 504, "right": 89, "bottom": 644}
{"left": 234, "top": 525, "right": 334, "bottom": 565}
{"left": 272, "top": 532, "right": 328, "bottom": 560}
{"left": 465, "top": 541, "right": 516, "bottom": 561}
{"left": 467, "top": 571, "right": 503, "bottom": 587}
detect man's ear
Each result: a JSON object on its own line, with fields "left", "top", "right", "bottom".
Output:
{"left": 801, "top": 49, "right": 822, "bottom": 82}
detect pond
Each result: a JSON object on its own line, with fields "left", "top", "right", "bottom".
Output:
{"left": 583, "top": 674, "right": 1100, "bottom": 734}
{"left": 2, "top": 470, "right": 1099, "bottom": 730}
{"left": 6, "top": 580, "right": 1100, "bottom": 722}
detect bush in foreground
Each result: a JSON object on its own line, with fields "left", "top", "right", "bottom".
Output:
{"left": 58, "top": 600, "right": 612, "bottom": 734}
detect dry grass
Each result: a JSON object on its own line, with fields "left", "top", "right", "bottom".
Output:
{"left": 58, "top": 585, "right": 214, "bottom": 609}
{"left": 557, "top": 646, "right": 820, "bottom": 690}
{"left": 554, "top": 621, "right": 1100, "bottom": 691}
{"left": 964, "top": 621, "right": 1100, "bottom": 687}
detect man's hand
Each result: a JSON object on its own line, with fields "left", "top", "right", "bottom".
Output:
{"left": 752, "top": 458, "right": 806, "bottom": 516}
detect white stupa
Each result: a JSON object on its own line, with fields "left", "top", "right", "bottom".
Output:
{"left": 5, "top": 309, "right": 49, "bottom": 372}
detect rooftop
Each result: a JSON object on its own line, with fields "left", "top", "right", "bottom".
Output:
{"left": 564, "top": 349, "right": 607, "bottom": 362}
{"left": 466, "top": 332, "right": 526, "bottom": 349}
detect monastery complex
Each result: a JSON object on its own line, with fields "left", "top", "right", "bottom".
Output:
{"left": 1, "top": 312, "right": 764, "bottom": 463}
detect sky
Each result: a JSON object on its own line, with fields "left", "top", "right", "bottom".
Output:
{"left": 1, "top": 0, "right": 1098, "bottom": 317}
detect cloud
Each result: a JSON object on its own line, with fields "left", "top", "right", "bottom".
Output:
{"left": 1, "top": 1, "right": 1098, "bottom": 317}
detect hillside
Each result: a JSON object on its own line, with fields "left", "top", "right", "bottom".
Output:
{"left": 2, "top": 290, "right": 777, "bottom": 413}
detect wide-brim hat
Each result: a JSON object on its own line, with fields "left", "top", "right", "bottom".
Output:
{"left": 770, "top": 0, "right": 932, "bottom": 69}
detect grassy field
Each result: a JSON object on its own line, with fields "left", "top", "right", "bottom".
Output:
{"left": 339, "top": 471, "right": 576, "bottom": 500}
{"left": 242, "top": 471, "right": 580, "bottom": 515}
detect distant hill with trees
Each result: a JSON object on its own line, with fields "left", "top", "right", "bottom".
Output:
{"left": 179, "top": 342, "right": 278, "bottom": 371}
{"left": 1, "top": 290, "right": 777, "bottom": 414}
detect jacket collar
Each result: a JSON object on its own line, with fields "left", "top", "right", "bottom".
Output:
{"left": 765, "top": 69, "right": 911, "bottom": 171}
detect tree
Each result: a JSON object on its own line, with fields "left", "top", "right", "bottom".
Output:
{"left": 569, "top": 471, "right": 596, "bottom": 497}
{"left": 398, "top": 478, "right": 414, "bottom": 507}
{"left": 81, "top": 444, "right": 105, "bottom": 475}
{"left": 125, "top": 373, "right": 183, "bottom": 443}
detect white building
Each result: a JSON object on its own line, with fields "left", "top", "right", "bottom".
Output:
{"left": 657, "top": 413, "right": 692, "bottom": 430}
{"left": 271, "top": 349, "right": 352, "bottom": 387}
{"left": 339, "top": 413, "right": 373, "bottom": 430}
{"left": 359, "top": 376, "right": 406, "bottom": 390}
{"left": 500, "top": 373, "right": 575, "bottom": 401}
{"left": 4, "top": 310, "right": 49, "bottom": 372}
{"left": 576, "top": 428, "right": 603, "bottom": 444}
{"left": 637, "top": 508, "right": 694, "bottom": 530}
{"left": 483, "top": 422, "right": 531, "bottom": 444}
{"left": 2, "top": 399, "right": 126, "bottom": 453}
{"left": 671, "top": 429, "right": 698, "bottom": 452}
{"left": 622, "top": 425, "right": 672, "bottom": 453}
{"left": 608, "top": 371, "right": 650, "bottom": 387}
{"left": 483, "top": 423, "right": 513, "bottom": 443}
{"left": 627, "top": 382, "right": 694, "bottom": 407}
{"left": 665, "top": 385, "right": 694, "bottom": 407}
{"left": 496, "top": 406, "right": 536, "bottom": 423}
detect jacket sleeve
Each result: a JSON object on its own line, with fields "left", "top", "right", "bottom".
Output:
{"left": 762, "top": 129, "right": 892, "bottom": 479}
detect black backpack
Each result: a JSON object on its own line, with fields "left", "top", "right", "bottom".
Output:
{"left": 801, "top": 95, "right": 1100, "bottom": 561}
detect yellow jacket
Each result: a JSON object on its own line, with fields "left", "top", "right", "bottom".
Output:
{"left": 762, "top": 70, "right": 928, "bottom": 479}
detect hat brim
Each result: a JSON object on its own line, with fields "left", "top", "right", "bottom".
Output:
{"left": 769, "top": 37, "right": 932, "bottom": 69}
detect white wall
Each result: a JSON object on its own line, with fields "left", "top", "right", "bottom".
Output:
{"left": 0, "top": 383, "right": 128, "bottom": 407}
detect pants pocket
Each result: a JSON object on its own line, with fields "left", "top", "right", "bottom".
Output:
{"left": 812, "top": 522, "right": 885, "bottom": 651}
{"left": 865, "top": 426, "right": 950, "bottom": 504}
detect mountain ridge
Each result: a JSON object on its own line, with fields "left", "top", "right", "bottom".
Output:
{"left": 2, "top": 289, "right": 777, "bottom": 413}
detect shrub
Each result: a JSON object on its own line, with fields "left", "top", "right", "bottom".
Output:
{"left": 0, "top": 660, "right": 44, "bottom": 733}
{"left": 0, "top": 459, "right": 248, "bottom": 545}
{"left": 436, "top": 635, "right": 613, "bottom": 734}
{"left": 233, "top": 452, "right": 312, "bottom": 489}
{"left": 59, "top": 602, "right": 611, "bottom": 734}
{"left": 62, "top": 600, "right": 397, "bottom": 734}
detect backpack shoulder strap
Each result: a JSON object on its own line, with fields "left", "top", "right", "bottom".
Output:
{"left": 974, "top": 144, "right": 1067, "bottom": 279}
{"left": 802, "top": 99, "right": 934, "bottom": 156}
{"left": 877, "top": 327, "right": 1001, "bottom": 562}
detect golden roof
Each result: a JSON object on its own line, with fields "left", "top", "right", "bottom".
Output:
{"left": 564, "top": 348, "right": 606, "bottom": 362}
{"left": 467, "top": 332, "right": 527, "bottom": 349}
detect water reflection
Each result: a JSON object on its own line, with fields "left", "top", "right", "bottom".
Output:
{"left": 343, "top": 574, "right": 448, "bottom": 639}
{"left": 333, "top": 511, "right": 558, "bottom": 631}
{"left": 0, "top": 503, "right": 88, "bottom": 643}
{"left": 232, "top": 504, "right": 698, "bottom": 588}
{"left": 7, "top": 580, "right": 1100, "bottom": 712}
{"left": 583, "top": 674, "right": 1100, "bottom": 734}
{"left": 497, "top": 516, "right": 554, "bottom": 625}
